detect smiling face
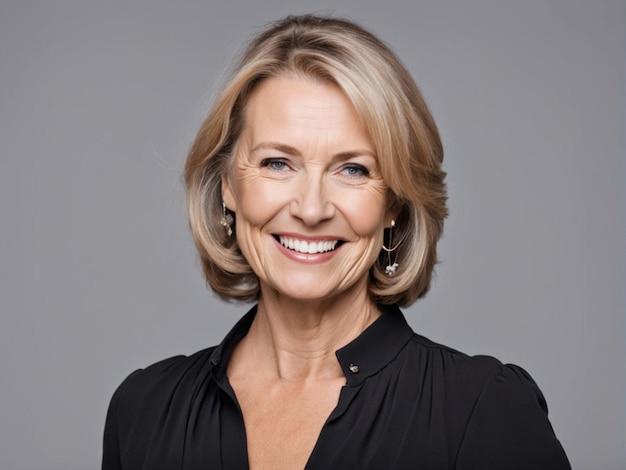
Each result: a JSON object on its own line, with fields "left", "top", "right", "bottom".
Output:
{"left": 222, "top": 75, "right": 393, "bottom": 302}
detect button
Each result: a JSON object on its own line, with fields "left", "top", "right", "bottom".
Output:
{"left": 349, "top": 364, "right": 359, "bottom": 374}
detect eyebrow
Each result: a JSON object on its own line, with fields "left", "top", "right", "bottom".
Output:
{"left": 251, "top": 142, "right": 301, "bottom": 156}
{"left": 250, "top": 142, "right": 376, "bottom": 160}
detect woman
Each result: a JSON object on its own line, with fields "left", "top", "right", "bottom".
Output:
{"left": 103, "top": 15, "right": 570, "bottom": 469}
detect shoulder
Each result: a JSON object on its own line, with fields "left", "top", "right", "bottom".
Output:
{"left": 454, "top": 360, "right": 570, "bottom": 469}
{"left": 110, "top": 347, "right": 216, "bottom": 410}
{"left": 403, "top": 333, "right": 550, "bottom": 427}
{"left": 405, "top": 333, "right": 548, "bottom": 405}
{"left": 399, "top": 334, "right": 570, "bottom": 469}
{"left": 106, "top": 306, "right": 257, "bottom": 423}
{"left": 403, "top": 332, "right": 507, "bottom": 392}
{"left": 102, "top": 347, "right": 218, "bottom": 468}
{"left": 105, "top": 347, "right": 217, "bottom": 438}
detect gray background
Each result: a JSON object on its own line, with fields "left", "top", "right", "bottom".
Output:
{"left": 1, "top": 1, "right": 624, "bottom": 469}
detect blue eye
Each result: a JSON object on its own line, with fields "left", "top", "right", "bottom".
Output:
{"left": 342, "top": 164, "right": 369, "bottom": 177}
{"left": 262, "top": 159, "right": 288, "bottom": 171}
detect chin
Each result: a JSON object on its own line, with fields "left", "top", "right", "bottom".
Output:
{"left": 275, "top": 286, "right": 337, "bottom": 302}
{"left": 267, "top": 275, "right": 365, "bottom": 304}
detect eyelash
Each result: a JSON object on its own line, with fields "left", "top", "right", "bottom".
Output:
{"left": 341, "top": 164, "right": 369, "bottom": 177}
{"left": 260, "top": 159, "right": 370, "bottom": 178}
{"left": 261, "top": 158, "right": 289, "bottom": 171}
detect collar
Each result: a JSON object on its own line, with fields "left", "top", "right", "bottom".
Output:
{"left": 208, "top": 303, "right": 415, "bottom": 387}
{"left": 335, "top": 303, "right": 415, "bottom": 386}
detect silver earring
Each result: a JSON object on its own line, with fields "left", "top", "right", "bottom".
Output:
{"left": 382, "top": 219, "right": 400, "bottom": 276}
{"left": 220, "top": 201, "right": 234, "bottom": 236}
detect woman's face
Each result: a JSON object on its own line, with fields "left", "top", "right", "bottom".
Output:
{"left": 222, "top": 75, "right": 392, "bottom": 302}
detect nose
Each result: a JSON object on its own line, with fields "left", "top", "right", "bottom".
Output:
{"left": 289, "top": 173, "right": 335, "bottom": 226}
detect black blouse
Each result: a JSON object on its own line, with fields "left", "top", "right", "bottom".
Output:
{"left": 102, "top": 305, "right": 570, "bottom": 469}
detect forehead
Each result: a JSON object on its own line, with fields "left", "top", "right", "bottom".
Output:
{"left": 241, "top": 75, "right": 373, "bottom": 147}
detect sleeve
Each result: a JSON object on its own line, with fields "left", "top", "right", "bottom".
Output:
{"left": 101, "top": 369, "right": 142, "bottom": 470}
{"left": 455, "top": 364, "right": 571, "bottom": 470}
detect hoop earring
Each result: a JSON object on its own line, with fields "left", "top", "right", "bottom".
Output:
{"left": 382, "top": 219, "right": 400, "bottom": 276}
{"left": 220, "top": 201, "right": 234, "bottom": 237}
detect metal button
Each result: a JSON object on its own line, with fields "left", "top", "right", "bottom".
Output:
{"left": 349, "top": 364, "right": 359, "bottom": 374}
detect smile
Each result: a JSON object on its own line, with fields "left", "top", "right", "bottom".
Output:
{"left": 276, "top": 236, "right": 341, "bottom": 254}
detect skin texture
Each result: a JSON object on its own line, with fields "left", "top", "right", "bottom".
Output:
{"left": 223, "top": 75, "right": 392, "bottom": 304}
{"left": 222, "top": 75, "right": 395, "bottom": 470}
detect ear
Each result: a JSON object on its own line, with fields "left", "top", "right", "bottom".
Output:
{"left": 221, "top": 174, "right": 237, "bottom": 212}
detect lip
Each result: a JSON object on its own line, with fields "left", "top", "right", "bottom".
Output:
{"left": 273, "top": 233, "right": 343, "bottom": 263}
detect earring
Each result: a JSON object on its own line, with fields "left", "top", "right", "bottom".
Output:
{"left": 382, "top": 219, "right": 399, "bottom": 276}
{"left": 220, "top": 201, "right": 234, "bottom": 236}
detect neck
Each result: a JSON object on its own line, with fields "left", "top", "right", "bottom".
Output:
{"left": 229, "top": 282, "right": 381, "bottom": 383}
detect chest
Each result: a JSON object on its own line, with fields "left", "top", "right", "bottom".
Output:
{"left": 230, "top": 378, "right": 345, "bottom": 470}
{"left": 122, "top": 357, "right": 470, "bottom": 470}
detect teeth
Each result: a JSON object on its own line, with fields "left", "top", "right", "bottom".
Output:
{"left": 278, "top": 236, "right": 338, "bottom": 254}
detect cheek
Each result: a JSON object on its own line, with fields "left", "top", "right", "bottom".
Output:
{"left": 338, "top": 190, "right": 388, "bottom": 235}
{"left": 236, "top": 179, "right": 288, "bottom": 226}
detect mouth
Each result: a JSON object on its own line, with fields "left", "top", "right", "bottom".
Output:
{"left": 274, "top": 235, "right": 343, "bottom": 254}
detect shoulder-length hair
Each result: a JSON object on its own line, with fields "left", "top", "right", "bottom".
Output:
{"left": 184, "top": 14, "right": 447, "bottom": 307}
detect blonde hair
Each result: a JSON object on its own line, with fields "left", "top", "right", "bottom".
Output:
{"left": 185, "top": 15, "right": 447, "bottom": 307}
